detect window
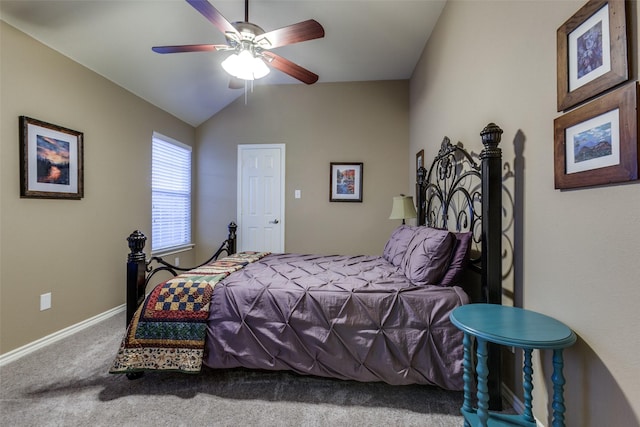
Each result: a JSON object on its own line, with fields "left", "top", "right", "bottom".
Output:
{"left": 152, "top": 133, "right": 192, "bottom": 253}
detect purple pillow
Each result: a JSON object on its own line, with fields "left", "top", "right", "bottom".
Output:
{"left": 438, "top": 231, "right": 473, "bottom": 287}
{"left": 382, "top": 225, "right": 417, "bottom": 266}
{"left": 401, "top": 227, "right": 456, "bottom": 286}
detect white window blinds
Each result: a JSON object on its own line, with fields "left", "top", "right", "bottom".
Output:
{"left": 152, "top": 133, "right": 192, "bottom": 252}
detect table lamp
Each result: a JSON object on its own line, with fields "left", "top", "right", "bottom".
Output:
{"left": 389, "top": 195, "right": 417, "bottom": 224}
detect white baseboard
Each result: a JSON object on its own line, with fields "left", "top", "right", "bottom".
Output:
{"left": 502, "top": 383, "right": 545, "bottom": 427}
{"left": 0, "top": 304, "right": 125, "bottom": 367}
{"left": 502, "top": 383, "right": 525, "bottom": 413}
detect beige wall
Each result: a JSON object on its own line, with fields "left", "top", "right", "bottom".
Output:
{"left": 410, "top": 1, "right": 640, "bottom": 425}
{"left": 0, "top": 22, "right": 196, "bottom": 354}
{"left": 195, "top": 81, "right": 410, "bottom": 258}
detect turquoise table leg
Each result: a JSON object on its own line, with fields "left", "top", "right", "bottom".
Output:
{"left": 476, "top": 338, "right": 489, "bottom": 427}
{"left": 523, "top": 348, "right": 534, "bottom": 423}
{"left": 552, "top": 349, "right": 567, "bottom": 427}
{"left": 462, "top": 333, "right": 473, "bottom": 427}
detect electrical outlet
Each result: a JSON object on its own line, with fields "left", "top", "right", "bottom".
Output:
{"left": 174, "top": 257, "right": 180, "bottom": 266}
{"left": 295, "top": 190, "right": 301, "bottom": 199}
{"left": 40, "top": 293, "right": 51, "bottom": 311}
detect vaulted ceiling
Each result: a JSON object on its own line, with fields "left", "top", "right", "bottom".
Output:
{"left": 1, "top": 0, "right": 446, "bottom": 126}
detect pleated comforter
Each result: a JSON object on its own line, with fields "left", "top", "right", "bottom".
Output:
{"left": 203, "top": 253, "right": 469, "bottom": 390}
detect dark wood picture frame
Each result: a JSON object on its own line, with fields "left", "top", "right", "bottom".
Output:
{"left": 556, "top": 0, "right": 628, "bottom": 112}
{"left": 329, "top": 162, "right": 363, "bottom": 202}
{"left": 554, "top": 81, "right": 638, "bottom": 190}
{"left": 20, "top": 116, "right": 84, "bottom": 199}
{"left": 416, "top": 149, "right": 425, "bottom": 172}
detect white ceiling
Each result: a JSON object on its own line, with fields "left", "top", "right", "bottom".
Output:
{"left": 1, "top": 0, "right": 446, "bottom": 126}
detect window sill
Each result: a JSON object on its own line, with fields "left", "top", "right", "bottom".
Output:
{"left": 151, "top": 244, "right": 195, "bottom": 258}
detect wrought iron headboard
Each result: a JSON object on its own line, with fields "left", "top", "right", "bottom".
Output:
{"left": 415, "top": 123, "right": 503, "bottom": 305}
{"left": 417, "top": 137, "right": 482, "bottom": 271}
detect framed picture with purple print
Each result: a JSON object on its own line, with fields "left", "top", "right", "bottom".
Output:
{"left": 556, "top": 0, "right": 628, "bottom": 111}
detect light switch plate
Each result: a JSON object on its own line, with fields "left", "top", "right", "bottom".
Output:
{"left": 40, "top": 293, "right": 51, "bottom": 311}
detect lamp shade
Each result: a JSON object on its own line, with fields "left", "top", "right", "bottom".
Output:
{"left": 389, "top": 196, "right": 417, "bottom": 222}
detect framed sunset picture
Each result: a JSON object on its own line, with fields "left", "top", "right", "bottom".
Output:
{"left": 20, "top": 116, "right": 84, "bottom": 199}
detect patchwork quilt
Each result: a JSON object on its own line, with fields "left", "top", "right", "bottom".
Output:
{"left": 110, "top": 251, "right": 269, "bottom": 374}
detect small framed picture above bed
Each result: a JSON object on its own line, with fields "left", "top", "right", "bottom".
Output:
{"left": 330, "top": 162, "right": 363, "bottom": 202}
{"left": 553, "top": 81, "right": 638, "bottom": 190}
{"left": 556, "top": 0, "right": 628, "bottom": 111}
{"left": 19, "top": 116, "right": 84, "bottom": 199}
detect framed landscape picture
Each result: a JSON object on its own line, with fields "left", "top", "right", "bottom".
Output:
{"left": 330, "top": 162, "right": 363, "bottom": 202}
{"left": 553, "top": 82, "right": 638, "bottom": 189}
{"left": 19, "top": 116, "right": 84, "bottom": 199}
{"left": 556, "top": 0, "right": 628, "bottom": 111}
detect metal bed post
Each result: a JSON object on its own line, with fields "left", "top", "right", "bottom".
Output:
{"left": 480, "top": 122, "right": 503, "bottom": 410}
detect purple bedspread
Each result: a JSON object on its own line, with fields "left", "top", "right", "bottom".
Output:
{"left": 203, "top": 253, "right": 469, "bottom": 390}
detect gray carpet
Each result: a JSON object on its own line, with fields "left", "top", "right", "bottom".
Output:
{"left": 0, "top": 311, "right": 465, "bottom": 426}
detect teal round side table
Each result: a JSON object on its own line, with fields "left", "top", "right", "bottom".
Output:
{"left": 450, "top": 304, "right": 576, "bottom": 427}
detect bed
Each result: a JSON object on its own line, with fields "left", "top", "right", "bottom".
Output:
{"left": 111, "top": 123, "right": 504, "bottom": 402}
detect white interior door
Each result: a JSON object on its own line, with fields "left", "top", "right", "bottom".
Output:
{"left": 237, "top": 144, "right": 285, "bottom": 253}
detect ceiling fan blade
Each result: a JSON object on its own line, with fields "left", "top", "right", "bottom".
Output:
{"left": 262, "top": 52, "right": 318, "bottom": 85}
{"left": 186, "top": 0, "right": 240, "bottom": 37}
{"left": 152, "top": 44, "right": 230, "bottom": 54}
{"left": 255, "top": 19, "right": 325, "bottom": 49}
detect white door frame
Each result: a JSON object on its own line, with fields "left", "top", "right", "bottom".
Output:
{"left": 237, "top": 144, "right": 286, "bottom": 252}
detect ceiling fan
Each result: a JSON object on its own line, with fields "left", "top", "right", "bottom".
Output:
{"left": 152, "top": 0, "right": 325, "bottom": 86}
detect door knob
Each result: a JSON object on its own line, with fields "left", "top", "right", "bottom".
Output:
{"left": 269, "top": 219, "right": 279, "bottom": 224}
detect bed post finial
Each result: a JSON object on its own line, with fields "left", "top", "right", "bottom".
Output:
{"left": 416, "top": 166, "right": 426, "bottom": 186}
{"left": 228, "top": 222, "right": 237, "bottom": 254}
{"left": 480, "top": 123, "right": 503, "bottom": 155}
{"left": 127, "top": 230, "right": 147, "bottom": 262}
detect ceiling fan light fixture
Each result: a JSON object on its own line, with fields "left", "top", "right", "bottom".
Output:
{"left": 221, "top": 49, "right": 270, "bottom": 81}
